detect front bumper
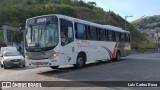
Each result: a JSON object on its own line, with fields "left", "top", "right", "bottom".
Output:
{"left": 3, "top": 60, "right": 25, "bottom": 67}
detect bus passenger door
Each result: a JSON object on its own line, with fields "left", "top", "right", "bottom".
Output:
{"left": 60, "top": 19, "right": 75, "bottom": 65}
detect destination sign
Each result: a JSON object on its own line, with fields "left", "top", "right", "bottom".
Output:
{"left": 36, "top": 18, "right": 47, "bottom": 23}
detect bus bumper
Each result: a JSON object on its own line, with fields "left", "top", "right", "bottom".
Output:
{"left": 25, "top": 59, "right": 60, "bottom": 67}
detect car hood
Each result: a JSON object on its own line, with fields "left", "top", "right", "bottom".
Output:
{"left": 3, "top": 56, "right": 24, "bottom": 61}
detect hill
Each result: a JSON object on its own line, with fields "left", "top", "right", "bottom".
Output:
{"left": 132, "top": 15, "right": 160, "bottom": 48}
{"left": 0, "top": 0, "right": 156, "bottom": 52}
{"left": 132, "top": 15, "right": 160, "bottom": 29}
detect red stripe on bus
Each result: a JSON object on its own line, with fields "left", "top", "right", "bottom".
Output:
{"left": 101, "top": 46, "right": 112, "bottom": 59}
{"left": 112, "top": 42, "right": 118, "bottom": 58}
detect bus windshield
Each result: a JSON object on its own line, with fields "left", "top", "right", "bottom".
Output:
{"left": 26, "top": 22, "right": 58, "bottom": 49}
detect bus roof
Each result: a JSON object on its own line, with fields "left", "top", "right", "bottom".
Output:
{"left": 104, "top": 25, "right": 130, "bottom": 33}
{"left": 26, "top": 14, "right": 130, "bottom": 33}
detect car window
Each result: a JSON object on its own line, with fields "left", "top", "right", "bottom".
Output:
{"left": 3, "top": 52, "right": 21, "bottom": 56}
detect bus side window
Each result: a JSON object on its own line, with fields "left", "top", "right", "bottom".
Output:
{"left": 108, "top": 30, "right": 112, "bottom": 41}
{"left": 75, "top": 23, "right": 86, "bottom": 40}
{"left": 87, "top": 26, "right": 90, "bottom": 39}
{"left": 121, "top": 33, "right": 125, "bottom": 42}
{"left": 115, "top": 32, "right": 119, "bottom": 42}
{"left": 90, "top": 26, "right": 96, "bottom": 40}
{"left": 85, "top": 25, "right": 88, "bottom": 39}
{"left": 97, "top": 28, "right": 100, "bottom": 40}
{"left": 100, "top": 28, "right": 105, "bottom": 41}
{"left": 106, "top": 30, "right": 108, "bottom": 41}
{"left": 119, "top": 33, "right": 121, "bottom": 42}
{"left": 112, "top": 31, "right": 116, "bottom": 41}
{"left": 124, "top": 33, "right": 127, "bottom": 42}
{"left": 60, "top": 19, "right": 74, "bottom": 46}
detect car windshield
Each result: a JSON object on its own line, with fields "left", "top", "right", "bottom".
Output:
{"left": 3, "top": 52, "right": 21, "bottom": 56}
{"left": 26, "top": 16, "right": 59, "bottom": 49}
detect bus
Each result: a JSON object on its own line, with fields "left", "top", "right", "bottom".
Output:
{"left": 25, "top": 14, "right": 131, "bottom": 69}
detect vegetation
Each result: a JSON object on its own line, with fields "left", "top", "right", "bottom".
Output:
{"left": 0, "top": 30, "right": 3, "bottom": 43}
{"left": 0, "top": 0, "right": 154, "bottom": 52}
{"left": 132, "top": 15, "right": 160, "bottom": 29}
{"left": 131, "top": 15, "right": 160, "bottom": 52}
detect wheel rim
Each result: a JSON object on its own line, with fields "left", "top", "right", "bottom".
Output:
{"left": 77, "top": 57, "right": 84, "bottom": 67}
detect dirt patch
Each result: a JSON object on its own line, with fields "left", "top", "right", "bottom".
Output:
{"left": 76, "top": 9, "right": 94, "bottom": 20}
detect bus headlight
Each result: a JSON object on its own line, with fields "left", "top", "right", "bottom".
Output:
{"left": 50, "top": 53, "right": 58, "bottom": 59}
{"left": 49, "top": 50, "right": 59, "bottom": 59}
{"left": 53, "top": 54, "right": 57, "bottom": 57}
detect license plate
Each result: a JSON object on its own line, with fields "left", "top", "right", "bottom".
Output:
{"left": 13, "top": 62, "right": 20, "bottom": 64}
{"left": 35, "top": 62, "right": 43, "bottom": 65}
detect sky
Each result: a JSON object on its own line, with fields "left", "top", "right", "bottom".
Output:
{"left": 84, "top": 0, "right": 160, "bottom": 22}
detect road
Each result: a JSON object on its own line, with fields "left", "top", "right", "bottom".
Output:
{"left": 0, "top": 53, "right": 160, "bottom": 90}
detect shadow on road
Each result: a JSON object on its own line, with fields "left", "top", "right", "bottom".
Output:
{"left": 38, "top": 59, "right": 127, "bottom": 76}
{"left": 37, "top": 59, "right": 132, "bottom": 87}
{"left": 0, "top": 66, "right": 39, "bottom": 71}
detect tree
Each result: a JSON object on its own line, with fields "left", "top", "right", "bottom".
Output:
{"left": 37, "top": 0, "right": 47, "bottom": 4}
{"left": 27, "top": 0, "right": 32, "bottom": 5}
{"left": 87, "top": 2, "right": 97, "bottom": 6}
{"left": 79, "top": 0, "right": 85, "bottom": 6}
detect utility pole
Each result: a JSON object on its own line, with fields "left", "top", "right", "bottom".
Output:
{"left": 124, "top": 16, "right": 133, "bottom": 30}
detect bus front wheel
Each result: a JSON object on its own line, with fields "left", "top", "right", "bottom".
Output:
{"left": 74, "top": 54, "right": 85, "bottom": 69}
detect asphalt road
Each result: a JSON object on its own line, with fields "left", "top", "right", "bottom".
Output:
{"left": 0, "top": 53, "right": 160, "bottom": 90}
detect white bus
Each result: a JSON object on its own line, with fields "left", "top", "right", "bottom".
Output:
{"left": 25, "top": 14, "right": 131, "bottom": 69}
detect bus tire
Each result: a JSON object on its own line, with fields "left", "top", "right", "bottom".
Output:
{"left": 50, "top": 66, "right": 59, "bottom": 69}
{"left": 74, "top": 54, "right": 85, "bottom": 69}
{"left": 115, "top": 51, "right": 121, "bottom": 61}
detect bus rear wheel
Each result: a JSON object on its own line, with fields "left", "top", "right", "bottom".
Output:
{"left": 74, "top": 54, "right": 85, "bottom": 69}
{"left": 115, "top": 51, "right": 120, "bottom": 61}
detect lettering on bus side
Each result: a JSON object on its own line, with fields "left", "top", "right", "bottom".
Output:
{"left": 77, "top": 42, "right": 97, "bottom": 49}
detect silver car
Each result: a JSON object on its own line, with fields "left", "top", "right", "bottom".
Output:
{"left": 0, "top": 51, "right": 25, "bottom": 69}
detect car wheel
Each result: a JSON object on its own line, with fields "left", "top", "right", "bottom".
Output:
{"left": 3, "top": 64, "right": 8, "bottom": 69}
{"left": 1, "top": 64, "right": 3, "bottom": 68}
{"left": 50, "top": 66, "right": 59, "bottom": 69}
{"left": 22, "top": 64, "right": 25, "bottom": 68}
{"left": 74, "top": 54, "right": 85, "bottom": 69}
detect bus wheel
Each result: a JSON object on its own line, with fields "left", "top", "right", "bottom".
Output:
{"left": 74, "top": 54, "right": 85, "bottom": 69}
{"left": 115, "top": 51, "right": 121, "bottom": 61}
{"left": 50, "top": 66, "right": 59, "bottom": 69}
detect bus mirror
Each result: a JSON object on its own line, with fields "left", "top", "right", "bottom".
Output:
{"left": 19, "top": 23, "right": 25, "bottom": 30}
